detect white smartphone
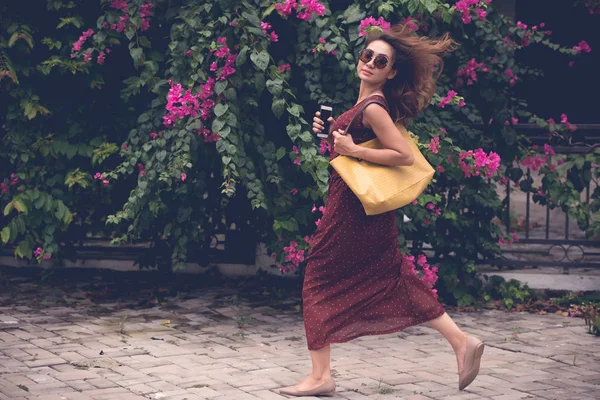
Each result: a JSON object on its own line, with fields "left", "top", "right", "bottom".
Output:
{"left": 318, "top": 105, "right": 333, "bottom": 139}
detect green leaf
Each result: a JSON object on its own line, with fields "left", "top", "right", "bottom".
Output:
{"left": 212, "top": 118, "right": 227, "bottom": 132}
{"left": 242, "top": 10, "right": 261, "bottom": 27}
{"left": 276, "top": 147, "right": 286, "bottom": 160}
{"left": 250, "top": 50, "right": 270, "bottom": 71}
{"left": 236, "top": 46, "right": 250, "bottom": 67}
{"left": 1, "top": 226, "right": 9, "bottom": 244}
{"left": 3, "top": 202, "right": 13, "bottom": 216}
{"left": 272, "top": 99, "right": 286, "bottom": 119}
{"left": 343, "top": 4, "right": 366, "bottom": 23}
{"left": 266, "top": 79, "right": 283, "bottom": 96}
{"left": 13, "top": 199, "right": 28, "bottom": 214}
{"left": 215, "top": 80, "right": 228, "bottom": 95}
{"left": 214, "top": 103, "right": 229, "bottom": 117}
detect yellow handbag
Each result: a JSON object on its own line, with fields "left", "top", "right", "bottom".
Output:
{"left": 329, "top": 98, "right": 435, "bottom": 216}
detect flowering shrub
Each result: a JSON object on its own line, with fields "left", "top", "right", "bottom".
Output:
{"left": 1, "top": 0, "right": 597, "bottom": 306}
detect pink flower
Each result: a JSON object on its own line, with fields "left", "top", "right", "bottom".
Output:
{"left": 319, "top": 140, "right": 330, "bottom": 155}
{"left": 296, "top": 0, "right": 327, "bottom": 21}
{"left": 97, "top": 51, "right": 106, "bottom": 64}
{"left": 270, "top": 31, "right": 279, "bottom": 42}
{"left": 315, "top": 218, "right": 321, "bottom": 227}
{"left": 34, "top": 247, "right": 43, "bottom": 257}
{"left": 261, "top": 21, "right": 272, "bottom": 34}
{"left": 456, "top": 58, "right": 487, "bottom": 85}
{"left": 83, "top": 51, "right": 92, "bottom": 63}
{"left": 186, "top": 50, "right": 193, "bottom": 57}
{"left": 72, "top": 28, "right": 94, "bottom": 53}
{"left": 275, "top": 0, "right": 298, "bottom": 16}
{"left": 439, "top": 90, "right": 457, "bottom": 108}
{"left": 292, "top": 145, "right": 299, "bottom": 154}
{"left": 358, "top": 16, "right": 391, "bottom": 37}
{"left": 102, "top": 179, "right": 109, "bottom": 185}
{"left": 573, "top": 40, "right": 592, "bottom": 54}
{"left": 511, "top": 232, "right": 519, "bottom": 242}
{"left": 278, "top": 63, "right": 292, "bottom": 73}
{"left": 122, "top": 144, "right": 128, "bottom": 150}
{"left": 411, "top": 199, "right": 418, "bottom": 205}
{"left": 44, "top": 253, "right": 51, "bottom": 260}
{"left": 293, "top": 157, "right": 302, "bottom": 165}
{"left": 150, "top": 132, "right": 157, "bottom": 139}
{"left": 429, "top": 136, "right": 440, "bottom": 154}
{"left": 436, "top": 165, "right": 445, "bottom": 173}
{"left": 426, "top": 203, "right": 435, "bottom": 210}
{"left": 544, "top": 143, "right": 556, "bottom": 156}
{"left": 181, "top": 173, "right": 187, "bottom": 181}
{"left": 319, "top": 37, "right": 326, "bottom": 44}
{"left": 290, "top": 188, "right": 298, "bottom": 195}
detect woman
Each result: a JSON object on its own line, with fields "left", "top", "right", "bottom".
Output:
{"left": 279, "top": 24, "right": 485, "bottom": 397}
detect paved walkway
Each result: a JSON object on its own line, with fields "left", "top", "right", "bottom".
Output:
{"left": 0, "top": 268, "right": 599, "bottom": 400}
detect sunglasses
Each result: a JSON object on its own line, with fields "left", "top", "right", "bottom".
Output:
{"left": 359, "top": 48, "right": 391, "bottom": 69}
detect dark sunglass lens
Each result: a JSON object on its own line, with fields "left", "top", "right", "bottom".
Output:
{"left": 374, "top": 55, "right": 388, "bottom": 69}
{"left": 360, "top": 49, "right": 373, "bottom": 62}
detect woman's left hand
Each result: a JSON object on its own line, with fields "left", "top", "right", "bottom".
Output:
{"left": 332, "top": 130, "right": 357, "bottom": 156}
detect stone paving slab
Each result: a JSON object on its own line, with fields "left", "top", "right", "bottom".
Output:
{"left": 0, "top": 269, "right": 599, "bottom": 399}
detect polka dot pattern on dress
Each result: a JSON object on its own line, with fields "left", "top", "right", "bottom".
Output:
{"left": 302, "top": 95, "right": 446, "bottom": 351}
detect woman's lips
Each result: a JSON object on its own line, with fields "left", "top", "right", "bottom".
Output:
{"left": 361, "top": 69, "right": 373, "bottom": 76}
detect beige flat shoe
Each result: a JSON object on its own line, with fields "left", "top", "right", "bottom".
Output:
{"left": 458, "top": 335, "right": 485, "bottom": 390}
{"left": 279, "top": 376, "right": 336, "bottom": 397}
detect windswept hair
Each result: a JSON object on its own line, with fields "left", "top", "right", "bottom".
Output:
{"left": 367, "top": 24, "right": 457, "bottom": 125}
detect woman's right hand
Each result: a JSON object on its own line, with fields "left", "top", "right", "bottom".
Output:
{"left": 312, "top": 111, "right": 335, "bottom": 135}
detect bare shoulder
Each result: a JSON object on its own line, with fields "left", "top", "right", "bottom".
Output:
{"left": 363, "top": 102, "right": 392, "bottom": 129}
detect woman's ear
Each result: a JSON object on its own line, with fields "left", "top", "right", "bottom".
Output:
{"left": 388, "top": 69, "right": 397, "bottom": 80}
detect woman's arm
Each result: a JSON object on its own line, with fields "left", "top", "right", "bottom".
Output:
{"left": 350, "top": 103, "right": 415, "bottom": 167}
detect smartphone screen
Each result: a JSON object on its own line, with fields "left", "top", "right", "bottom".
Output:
{"left": 318, "top": 105, "right": 332, "bottom": 138}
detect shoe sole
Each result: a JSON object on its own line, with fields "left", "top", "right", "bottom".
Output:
{"left": 459, "top": 342, "right": 485, "bottom": 390}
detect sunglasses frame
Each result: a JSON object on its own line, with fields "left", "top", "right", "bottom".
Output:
{"left": 359, "top": 48, "right": 391, "bottom": 69}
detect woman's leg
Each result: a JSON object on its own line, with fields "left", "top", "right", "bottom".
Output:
{"left": 292, "top": 345, "right": 333, "bottom": 390}
{"left": 427, "top": 312, "right": 469, "bottom": 372}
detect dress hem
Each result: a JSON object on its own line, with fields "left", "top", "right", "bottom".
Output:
{"left": 306, "top": 306, "right": 446, "bottom": 351}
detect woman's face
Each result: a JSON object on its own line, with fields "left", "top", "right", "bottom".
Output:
{"left": 357, "top": 39, "right": 396, "bottom": 84}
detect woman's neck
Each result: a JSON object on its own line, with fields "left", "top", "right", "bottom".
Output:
{"left": 356, "top": 83, "right": 385, "bottom": 105}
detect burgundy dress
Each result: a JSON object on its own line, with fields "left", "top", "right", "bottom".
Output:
{"left": 302, "top": 95, "right": 445, "bottom": 351}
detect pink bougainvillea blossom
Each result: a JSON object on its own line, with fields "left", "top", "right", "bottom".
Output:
{"left": 72, "top": 29, "right": 94, "bottom": 52}
{"left": 293, "top": 156, "right": 302, "bottom": 165}
{"left": 137, "top": 163, "right": 146, "bottom": 177}
{"left": 297, "top": 0, "right": 327, "bottom": 20}
{"left": 429, "top": 136, "right": 440, "bottom": 154}
{"left": 458, "top": 148, "right": 501, "bottom": 178}
{"left": 290, "top": 188, "right": 298, "bottom": 195}
{"left": 319, "top": 139, "right": 330, "bottom": 155}
{"left": 439, "top": 90, "right": 457, "bottom": 108}
{"left": 543, "top": 143, "right": 556, "bottom": 156}
{"left": 402, "top": 253, "right": 439, "bottom": 298}
{"left": 457, "top": 58, "right": 487, "bottom": 86}
{"left": 573, "top": 40, "right": 592, "bottom": 54}
{"left": 181, "top": 173, "right": 187, "bottom": 182}
{"left": 97, "top": 51, "right": 106, "bottom": 64}
{"left": 358, "top": 16, "right": 391, "bottom": 37}
{"left": 274, "top": 0, "right": 326, "bottom": 20}
{"left": 283, "top": 240, "right": 305, "bottom": 267}
{"left": 277, "top": 63, "right": 291, "bottom": 73}
{"left": 455, "top": 0, "right": 491, "bottom": 24}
